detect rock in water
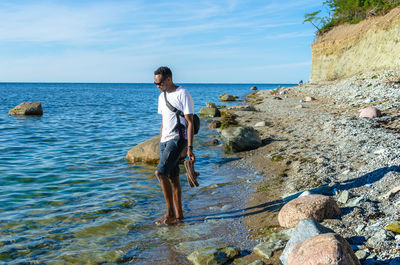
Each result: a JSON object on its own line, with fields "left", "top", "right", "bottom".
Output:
{"left": 9, "top": 102, "right": 43, "bottom": 116}
{"left": 278, "top": 195, "right": 341, "bottom": 228}
{"left": 221, "top": 126, "right": 261, "bottom": 153}
{"left": 280, "top": 218, "right": 334, "bottom": 265}
{"left": 209, "top": 120, "right": 221, "bottom": 129}
{"left": 199, "top": 107, "right": 220, "bottom": 118}
{"left": 187, "top": 246, "right": 240, "bottom": 265}
{"left": 250, "top": 86, "right": 258, "bottom": 90}
{"left": 287, "top": 233, "right": 360, "bottom": 265}
{"left": 359, "top": 107, "right": 382, "bottom": 118}
{"left": 125, "top": 135, "right": 186, "bottom": 164}
{"left": 219, "top": 93, "right": 236, "bottom": 102}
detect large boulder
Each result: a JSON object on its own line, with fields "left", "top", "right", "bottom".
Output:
{"left": 221, "top": 126, "right": 261, "bottom": 153}
{"left": 219, "top": 93, "right": 236, "bottom": 102}
{"left": 287, "top": 233, "right": 360, "bottom": 265}
{"left": 280, "top": 218, "right": 334, "bottom": 265}
{"left": 125, "top": 135, "right": 186, "bottom": 164}
{"left": 187, "top": 246, "right": 240, "bottom": 265}
{"left": 9, "top": 102, "right": 43, "bottom": 116}
{"left": 278, "top": 195, "right": 341, "bottom": 228}
{"left": 199, "top": 107, "right": 220, "bottom": 118}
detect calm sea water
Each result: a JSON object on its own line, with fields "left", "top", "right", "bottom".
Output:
{"left": 0, "top": 83, "right": 294, "bottom": 264}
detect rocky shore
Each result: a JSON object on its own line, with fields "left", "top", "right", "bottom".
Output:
{"left": 201, "top": 71, "right": 399, "bottom": 264}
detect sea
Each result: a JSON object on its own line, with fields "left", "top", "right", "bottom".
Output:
{"left": 0, "top": 82, "right": 294, "bottom": 264}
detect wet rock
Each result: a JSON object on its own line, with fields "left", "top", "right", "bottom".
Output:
{"left": 305, "top": 96, "right": 316, "bottom": 102}
{"left": 278, "top": 195, "right": 341, "bottom": 228}
{"left": 359, "top": 107, "right": 382, "bottom": 118}
{"left": 206, "top": 102, "right": 218, "bottom": 108}
{"left": 206, "top": 139, "right": 220, "bottom": 146}
{"left": 250, "top": 86, "right": 258, "bottom": 90}
{"left": 9, "top": 102, "right": 43, "bottom": 116}
{"left": 253, "top": 240, "right": 285, "bottom": 259}
{"left": 125, "top": 135, "right": 186, "bottom": 164}
{"left": 280, "top": 218, "right": 334, "bottom": 265}
{"left": 209, "top": 120, "right": 221, "bottom": 129}
{"left": 385, "top": 221, "right": 400, "bottom": 234}
{"left": 219, "top": 93, "right": 236, "bottom": 102}
{"left": 263, "top": 228, "right": 294, "bottom": 242}
{"left": 200, "top": 107, "right": 221, "bottom": 118}
{"left": 367, "top": 229, "right": 394, "bottom": 246}
{"left": 287, "top": 233, "right": 360, "bottom": 265}
{"left": 187, "top": 246, "right": 240, "bottom": 265}
{"left": 221, "top": 126, "right": 261, "bottom": 153}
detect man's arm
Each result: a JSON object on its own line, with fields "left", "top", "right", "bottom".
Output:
{"left": 184, "top": 114, "right": 195, "bottom": 162}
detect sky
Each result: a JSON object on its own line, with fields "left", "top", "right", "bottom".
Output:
{"left": 0, "top": 0, "right": 325, "bottom": 83}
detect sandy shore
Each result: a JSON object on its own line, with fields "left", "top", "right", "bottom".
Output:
{"left": 218, "top": 70, "right": 400, "bottom": 264}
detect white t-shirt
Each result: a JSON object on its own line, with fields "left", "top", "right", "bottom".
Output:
{"left": 158, "top": 86, "right": 194, "bottom": 143}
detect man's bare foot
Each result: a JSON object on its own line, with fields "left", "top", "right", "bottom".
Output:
{"left": 155, "top": 215, "right": 176, "bottom": 225}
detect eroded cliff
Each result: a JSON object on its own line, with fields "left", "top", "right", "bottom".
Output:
{"left": 310, "top": 7, "right": 400, "bottom": 82}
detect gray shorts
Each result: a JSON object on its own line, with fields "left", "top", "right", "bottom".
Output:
{"left": 156, "top": 137, "right": 186, "bottom": 178}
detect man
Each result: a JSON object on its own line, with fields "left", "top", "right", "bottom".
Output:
{"left": 154, "top": 66, "right": 195, "bottom": 225}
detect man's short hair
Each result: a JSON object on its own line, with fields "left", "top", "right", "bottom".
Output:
{"left": 154, "top": 66, "right": 172, "bottom": 80}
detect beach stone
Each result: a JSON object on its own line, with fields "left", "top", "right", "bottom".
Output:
{"left": 221, "top": 126, "right": 261, "bottom": 153}
{"left": 254, "top": 121, "right": 267, "bottom": 127}
{"left": 344, "top": 196, "right": 366, "bottom": 208}
{"left": 187, "top": 246, "right": 240, "bottom": 265}
{"left": 280, "top": 218, "right": 335, "bottom": 265}
{"left": 253, "top": 240, "right": 285, "bottom": 259}
{"left": 200, "top": 107, "right": 220, "bottom": 118}
{"left": 209, "top": 120, "right": 221, "bottom": 129}
{"left": 305, "top": 96, "right": 316, "bottom": 102}
{"left": 386, "top": 221, "right": 400, "bottom": 234}
{"left": 273, "top": 96, "right": 283, "bottom": 100}
{"left": 299, "top": 191, "right": 312, "bottom": 197}
{"left": 125, "top": 135, "right": 186, "bottom": 164}
{"left": 219, "top": 93, "right": 236, "bottom": 102}
{"left": 280, "top": 90, "right": 287, "bottom": 95}
{"left": 263, "top": 228, "right": 294, "bottom": 243}
{"left": 250, "top": 86, "right": 258, "bottom": 90}
{"left": 287, "top": 233, "right": 360, "bottom": 265}
{"left": 355, "top": 249, "right": 369, "bottom": 260}
{"left": 359, "top": 107, "right": 382, "bottom": 118}
{"left": 337, "top": 190, "right": 352, "bottom": 204}
{"left": 278, "top": 195, "right": 341, "bottom": 228}
{"left": 8, "top": 102, "right": 43, "bottom": 116}
{"left": 367, "top": 229, "right": 394, "bottom": 246}
{"left": 295, "top": 104, "right": 304, "bottom": 109}
{"left": 379, "top": 185, "right": 400, "bottom": 201}
{"left": 206, "top": 102, "right": 218, "bottom": 108}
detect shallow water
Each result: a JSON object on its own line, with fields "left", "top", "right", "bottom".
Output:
{"left": 0, "top": 83, "right": 292, "bottom": 264}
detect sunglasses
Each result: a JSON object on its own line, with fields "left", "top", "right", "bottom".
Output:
{"left": 154, "top": 81, "right": 163, "bottom": 86}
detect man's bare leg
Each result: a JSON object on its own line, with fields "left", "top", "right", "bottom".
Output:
{"left": 155, "top": 171, "right": 176, "bottom": 225}
{"left": 169, "top": 175, "right": 183, "bottom": 220}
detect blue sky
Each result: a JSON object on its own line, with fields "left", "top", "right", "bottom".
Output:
{"left": 0, "top": 0, "right": 324, "bottom": 83}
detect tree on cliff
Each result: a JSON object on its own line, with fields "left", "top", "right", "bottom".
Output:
{"left": 305, "top": 0, "right": 400, "bottom": 34}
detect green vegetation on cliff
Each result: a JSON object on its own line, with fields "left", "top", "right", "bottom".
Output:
{"left": 304, "top": 0, "right": 400, "bottom": 34}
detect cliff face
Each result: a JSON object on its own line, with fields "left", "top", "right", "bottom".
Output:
{"left": 310, "top": 7, "right": 400, "bottom": 82}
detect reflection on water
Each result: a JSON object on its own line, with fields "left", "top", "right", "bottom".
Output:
{"left": 0, "top": 82, "right": 288, "bottom": 263}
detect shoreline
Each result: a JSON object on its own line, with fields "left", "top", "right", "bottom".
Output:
{"left": 214, "top": 70, "right": 400, "bottom": 264}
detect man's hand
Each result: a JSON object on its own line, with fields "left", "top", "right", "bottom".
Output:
{"left": 187, "top": 149, "right": 196, "bottom": 162}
